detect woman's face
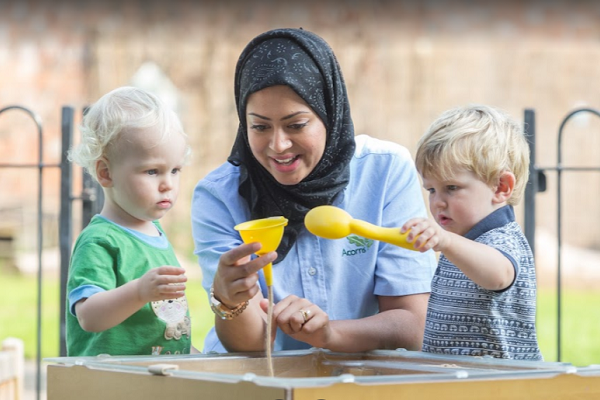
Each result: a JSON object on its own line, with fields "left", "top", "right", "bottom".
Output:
{"left": 246, "top": 85, "right": 327, "bottom": 185}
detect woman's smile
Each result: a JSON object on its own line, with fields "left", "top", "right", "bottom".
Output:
{"left": 271, "top": 154, "right": 301, "bottom": 171}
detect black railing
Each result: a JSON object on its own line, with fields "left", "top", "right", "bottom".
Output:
{"left": 0, "top": 105, "right": 48, "bottom": 400}
{"left": 0, "top": 104, "right": 103, "bottom": 400}
{"left": 523, "top": 107, "right": 600, "bottom": 362}
{"left": 2, "top": 103, "right": 598, "bottom": 400}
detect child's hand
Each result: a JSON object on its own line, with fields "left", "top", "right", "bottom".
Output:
{"left": 401, "top": 218, "right": 450, "bottom": 253}
{"left": 136, "top": 266, "right": 187, "bottom": 303}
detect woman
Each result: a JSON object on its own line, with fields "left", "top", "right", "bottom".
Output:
{"left": 191, "top": 28, "right": 436, "bottom": 353}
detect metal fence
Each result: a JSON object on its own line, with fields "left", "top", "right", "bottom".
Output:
{"left": 523, "top": 107, "right": 600, "bottom": 362}
{"left": 1, "top": 104, "right": 598, "bottom": 400}
{"left": 0, "top": 105, "right": 47, "bottom": 400}
{"left": 0, "top": 105, "right": 102, "bottom": 400}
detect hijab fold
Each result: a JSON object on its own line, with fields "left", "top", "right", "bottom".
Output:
{"left": 228, "top": 28, "right": 355, "bottom": 263}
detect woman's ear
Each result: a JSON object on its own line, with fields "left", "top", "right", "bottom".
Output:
{"left": 493, "top": 171, "right": 515, "bottom": 204}
{"left": 96, "top": 158, "right": 113, "bottom": 188}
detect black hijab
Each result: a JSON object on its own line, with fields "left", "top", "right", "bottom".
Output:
{"left": 228, "top": 28, "right": 355, "bottom": 263}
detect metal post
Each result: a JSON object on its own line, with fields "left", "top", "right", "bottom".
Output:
{"left": 59, "top": 106, "right": 74, "bottom": 357}
{"left": 81, "top": 173, "right": 103, "bottom": 227}
{"left": 523, "top": 109, "right": 536, "bottom": 255}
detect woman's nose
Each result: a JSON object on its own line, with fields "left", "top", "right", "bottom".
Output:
{"left": 270, "top": 128, "right": 292, "bottom": 153}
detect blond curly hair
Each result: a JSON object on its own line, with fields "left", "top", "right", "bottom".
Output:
{"left": 415, "top": 104, "right": 529, "bottom": 205}
{"left": 68, "top": 86, "right": 190, "bottom": 181}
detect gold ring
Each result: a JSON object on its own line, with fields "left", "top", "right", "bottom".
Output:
{"left": 299, "top": 309, "right": 311, "bottom": 323}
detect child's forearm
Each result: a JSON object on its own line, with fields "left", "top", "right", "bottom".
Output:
{"left": 75, "top": 280, "right": 146, "bottom": 332}
{"left": 441, "top": 234, "right": 515, "bottom": 291}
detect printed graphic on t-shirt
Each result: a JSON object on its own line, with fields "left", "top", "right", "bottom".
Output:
{"left": 151, "top": 296, "right": 191, "bottom": 340}
{"left": 151, "top": 346, "right": 184, "bottom": 356}
{"left": 342, "top": 235, "right": 374, "bottom": 257}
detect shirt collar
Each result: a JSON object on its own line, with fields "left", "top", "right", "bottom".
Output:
{"left": 464, "top": 205, "right": 515, "bottom": 241}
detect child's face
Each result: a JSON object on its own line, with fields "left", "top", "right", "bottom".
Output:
{"left": 422, "top": 169, "right": 499, "bottom": 237}
{"left": 107, "top": 127, "right": 187, "bottom": 224}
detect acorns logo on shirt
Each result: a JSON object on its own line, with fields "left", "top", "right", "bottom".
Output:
{"left": 342, "top": 235, "right": 374, "bottom": 256}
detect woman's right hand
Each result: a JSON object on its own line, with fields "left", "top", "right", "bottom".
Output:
{"left": 260, "top": 295, "right": 332, "bottom": 349}
{"left": 211, "top": 242, "right": 277, "bottom": 309}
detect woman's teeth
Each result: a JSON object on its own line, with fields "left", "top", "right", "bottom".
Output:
{"left": 275, "top": 156, "right": 296, "bottom": 165}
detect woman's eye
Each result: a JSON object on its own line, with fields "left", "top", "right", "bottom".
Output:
{"left": 289, "top": 122, "right": 308, "bottom": 130}
{"left": 250, "top": 124, "right": 267, "bottom": 132}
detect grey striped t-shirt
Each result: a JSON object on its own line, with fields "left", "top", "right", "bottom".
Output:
{"left": 422, "top": 205, "right": 543, "bottom": 360}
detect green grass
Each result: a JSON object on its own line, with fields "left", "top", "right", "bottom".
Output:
{"left": 0, "top": 272, "right": 60, "bottom": 359}
{"left": 0, "top": 271, "right": 214, "bottom": 359}
{"left": 1, "top": 271, "right": 599, "bottom": 366}
{"left": 537, "top": 287, "right": 600, "bottom": 366}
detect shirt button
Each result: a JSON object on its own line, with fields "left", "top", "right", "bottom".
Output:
{"left": 308, "top": 268, "right": 317, "bottom": 276}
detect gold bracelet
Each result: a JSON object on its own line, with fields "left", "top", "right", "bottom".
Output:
{"left": 209, "top": 284, "right": 249, "bottom": 320}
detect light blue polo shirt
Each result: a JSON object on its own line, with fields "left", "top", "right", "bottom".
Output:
{"left": 192, "top": 134, "right": 437, "bottom": 352}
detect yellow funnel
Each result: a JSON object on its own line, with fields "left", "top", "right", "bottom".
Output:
{"left": 234, "top": 216, "right": 288, "bottom": 286}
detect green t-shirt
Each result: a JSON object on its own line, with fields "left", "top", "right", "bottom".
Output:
{"left": 66, "top": 216, "right": 191, "bottom": 356}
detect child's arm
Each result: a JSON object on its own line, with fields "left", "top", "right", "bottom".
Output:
{"left": 75, "top": 266, "right": 187, "bottom": 332}
{"left": 402, "top": 218, "right": 515, "bottom": 291}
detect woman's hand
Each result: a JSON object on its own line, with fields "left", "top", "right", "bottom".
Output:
{"left": 211, "top": 242, "right": 278, "bottom": 352}
{"left": 260, "top": 295, "right": 332, "bottom": 349}
{"left": 212, "top": 242, "right": 277, "bottom": 309}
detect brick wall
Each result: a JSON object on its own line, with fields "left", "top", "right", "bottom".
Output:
{"left": 1, "top": 0, "right": 600, "bottom": 264}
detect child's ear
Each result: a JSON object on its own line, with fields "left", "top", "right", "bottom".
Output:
{"left": 96, "top": 158, "right": 113, "bottom": 188}
{"left": 493, "top": 171, "right": 515, "bottom": 204}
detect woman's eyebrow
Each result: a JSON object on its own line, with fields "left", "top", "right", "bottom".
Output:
{"left": 281, "top": 111, "right": 310, "bottom": 120}
{"left": 248, "top": 112, "right": 270, "bottom": 120}
{"left": 248, "top": 111, "right": 310, "bottom": 121}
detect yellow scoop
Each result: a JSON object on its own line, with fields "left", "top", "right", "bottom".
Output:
{"left": 234, "top": 216, "right": 288, "bottom": 286}
{"left": 304, "top": 205, "right": 418, "bottom": 251}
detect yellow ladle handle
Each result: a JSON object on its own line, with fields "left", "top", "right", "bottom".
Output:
{"left": 350, "top": 219, "right": 417, "bottom": 251}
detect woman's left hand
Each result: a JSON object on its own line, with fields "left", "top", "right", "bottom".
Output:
{"left": 260, "top": 295, "right": 331, "bottom": 348}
